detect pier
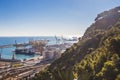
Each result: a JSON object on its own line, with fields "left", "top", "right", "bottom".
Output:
{"left": 0, "top": 44, "right": 13, "bottom": 48}
{"left": 0, "top": 43, "right": 29, "bottom": 62}
{"left": 0, "top": 43, "right": 29, "bottom": 49}
{"left": 0, "top": 58, "right": 20, "bottom": 62}
{"left": 0, "top": 40, "right": 48, "bottom": 62}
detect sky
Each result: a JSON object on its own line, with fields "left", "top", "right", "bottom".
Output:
{"left": 0, "top": 0, "right": 120, "bottom": 37}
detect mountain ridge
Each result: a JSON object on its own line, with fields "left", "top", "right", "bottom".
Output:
{"left": 83, "top": 6, "right": 120, "bottom": 39}
{"left": 31, "top": 6, "right": 120, "bottom": 80}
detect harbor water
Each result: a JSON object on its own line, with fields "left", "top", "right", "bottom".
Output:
{"left": 0, "top": 36, "right": 57, "bottom": 60}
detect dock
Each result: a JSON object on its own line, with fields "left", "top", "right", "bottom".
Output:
{"left": 0, "top": 44, "right": 13, "bottom": 48}
{"left": 0, "top": 58, "right": 20, "bottom": 62}
{"left": 0, "top": 43, "right": 29, "bottom": 49}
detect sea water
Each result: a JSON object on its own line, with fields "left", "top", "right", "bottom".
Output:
{"left": 0, "top": 36, "right": 56, "bottom": 60}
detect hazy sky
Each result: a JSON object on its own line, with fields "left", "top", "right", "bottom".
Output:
{"left": 0, "top": 0, "right": 120, "bottom": 37}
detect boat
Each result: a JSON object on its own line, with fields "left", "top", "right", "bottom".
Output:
{"left": 15, "top": 48, "right": 35, "bottom": 55}
{"left": 14, "top": 39, "right": 49, "bottom": 55}
{"left": 13, "top": 42, "right": 35, "bottom": 55}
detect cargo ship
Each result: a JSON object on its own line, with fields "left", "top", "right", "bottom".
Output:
{"left": 14, "top": 40, "right": 48, "bottom": 55}
{"left": 15, "top": 48, "right": 35, "bottom": 55}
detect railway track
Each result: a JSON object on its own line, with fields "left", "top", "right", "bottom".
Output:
{"left": 1, "top": 61, "right": 51, "bottom": 80}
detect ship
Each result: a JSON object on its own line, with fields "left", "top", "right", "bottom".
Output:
{"left": 15, "top": 48, "right": 35, "bottom": 55}
{"left": 13, "top": 40, "right": 49, "bottom": 55}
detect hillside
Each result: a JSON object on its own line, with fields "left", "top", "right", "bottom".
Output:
{"left": 83, "top": 6, "right": 120, "bottom": 39}
{"left": 31, "top": 6, "right": 120, "bottom": 80}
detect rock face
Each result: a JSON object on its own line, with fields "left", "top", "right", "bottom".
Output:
{"left": 83, "top": 6, "right": 120, "bottom": 39}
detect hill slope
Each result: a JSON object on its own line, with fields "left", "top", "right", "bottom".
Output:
{"left": 31, "top": 6, "right": 120, "bottom": 80}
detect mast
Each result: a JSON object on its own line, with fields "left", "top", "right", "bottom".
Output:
{"left": 55, "top": 36, "right": 60, "bottom": 44}
{"left": 61, "top": 35, "right": 65, "bottom": 44}
{"left": 12, "top": 51, "right": 15, "bottom": 60}
{"left": 15, "top": 40, "right": 18, "bottom": 49}
{"left": 0, "top": 48, "right": 2, "bottom": 59}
